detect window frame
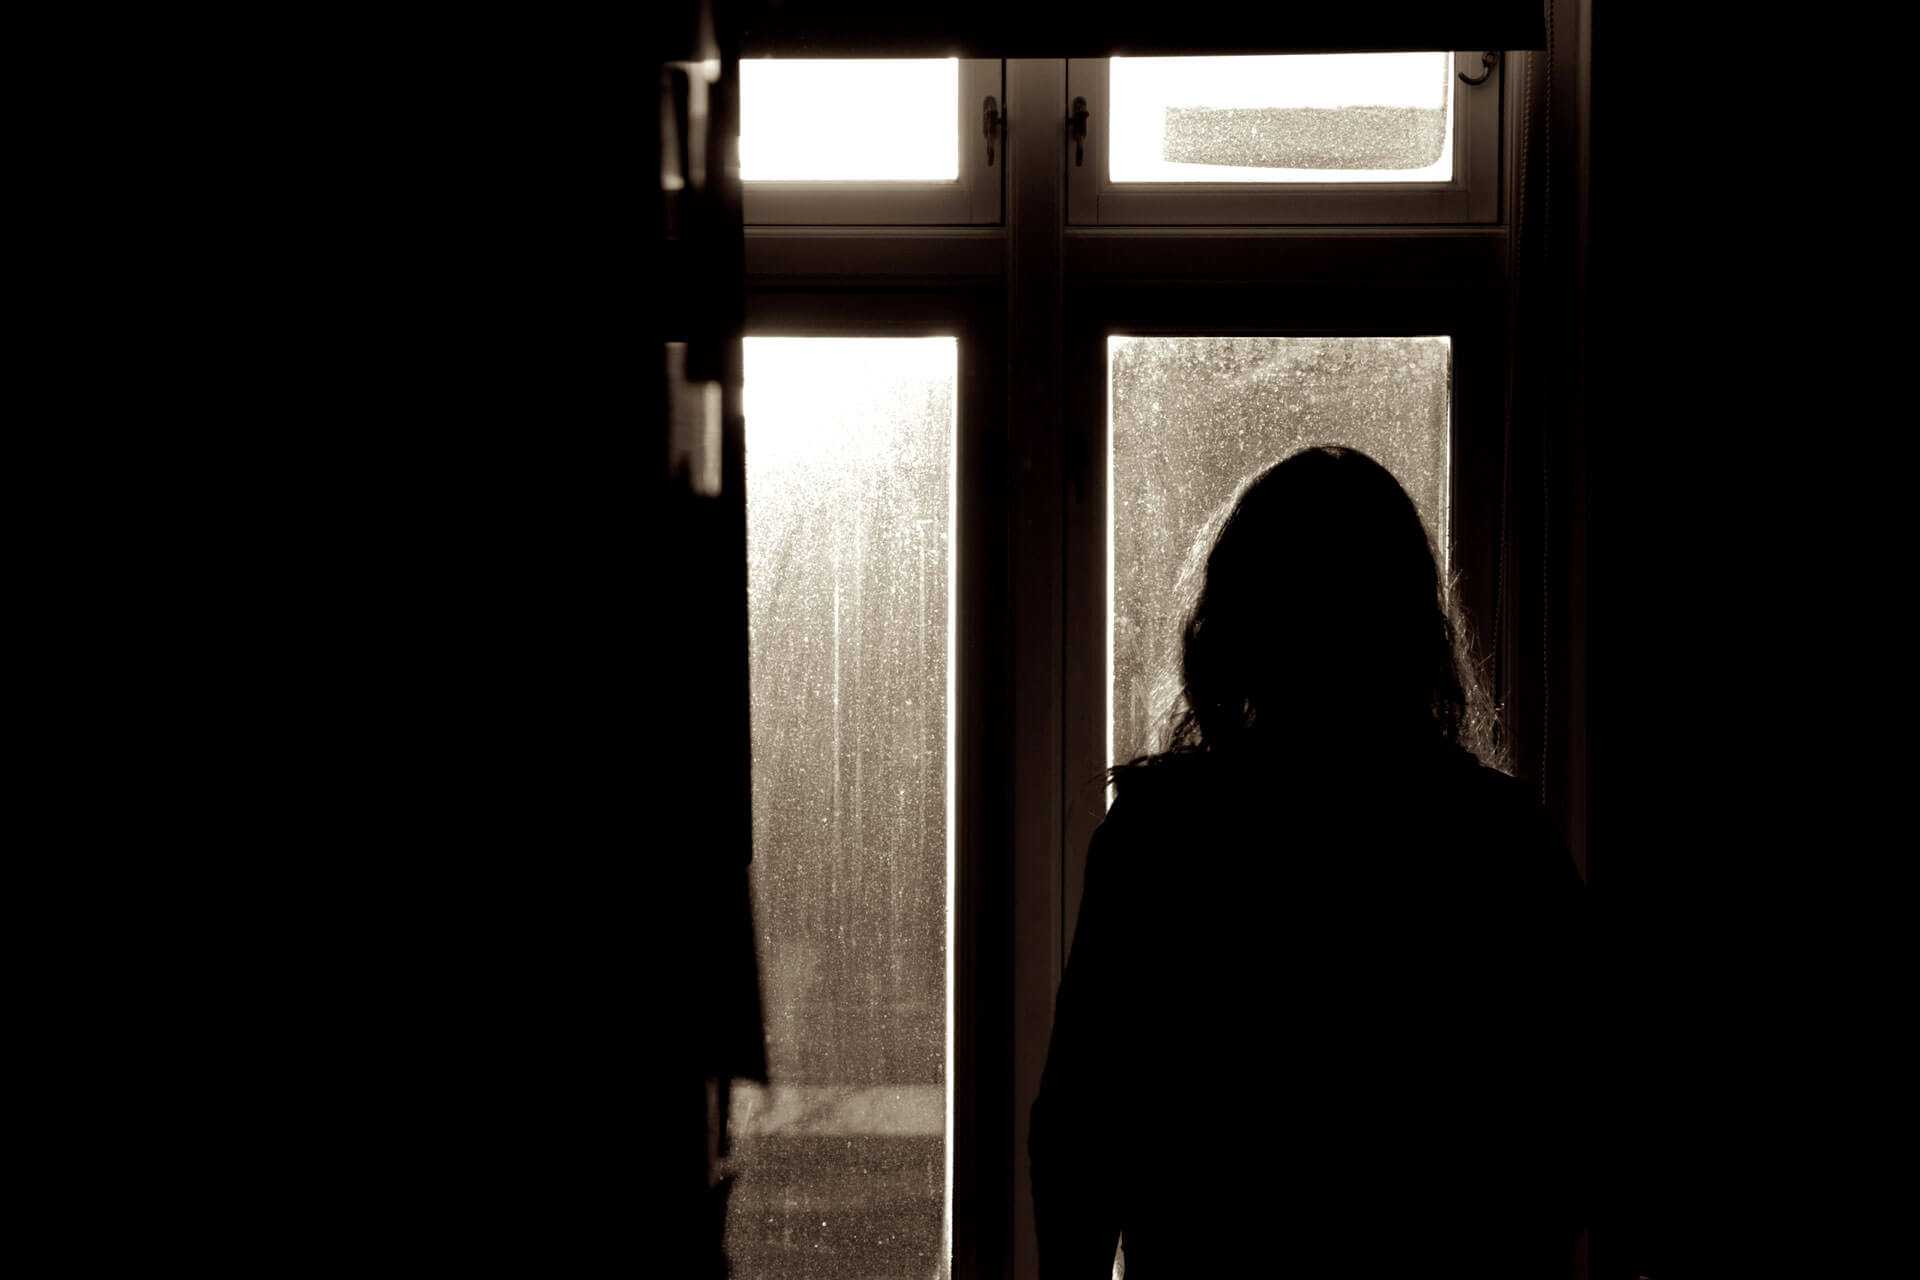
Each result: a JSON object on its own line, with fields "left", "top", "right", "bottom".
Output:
{"left": 1066, "top": 52, "right": 1502, "bottom": 225}
{"left": 734, "top": 55, "right": 1532, "bottom": 1280}
{"left": 738, "top": 288, "right": 1011, "bottom": 1280}
{"left": 741, "top": 59, "right": 1004, "bottom": 225}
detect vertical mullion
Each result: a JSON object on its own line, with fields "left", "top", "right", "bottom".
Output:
{"left": 954, "top": 293, "right": 1011, "bottom": 1280}
{"left": 1004, "top": 57, "right": 1066, "bottom": 1280}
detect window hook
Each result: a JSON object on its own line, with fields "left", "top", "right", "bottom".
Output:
{"left": 983, "top": 95, "right": 1002, "bottom": 166}
{"left": 1458, "top": 51, "right": 1500, "bottom": 86}
{"left": 1069, "top": 97, "right": 1089, "bottom": 166}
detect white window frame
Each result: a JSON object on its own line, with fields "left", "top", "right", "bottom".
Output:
{"left": 1066, "top": 52, "right": 1502, "bottom": 225}
{"left": 742, "top": 59, "right": 1003, "bottom": 225}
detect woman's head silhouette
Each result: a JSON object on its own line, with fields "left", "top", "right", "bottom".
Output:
{"left": 1143, "top": 444, "right": 1501, "bottom": 770}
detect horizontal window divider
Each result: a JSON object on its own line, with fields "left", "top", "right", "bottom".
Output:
{"left": 1063, "top": 226, "right": 1506, "bottom": 285}
{"left": 746, "top": 227, "right": 1006, "bottom": 285}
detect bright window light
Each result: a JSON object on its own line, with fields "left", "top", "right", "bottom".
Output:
{"left": 740, "top": 60, "right": 960, "bottom": 181}
{"left": 1107, "top": 335, "right": 1453, "bottom": 773}
{"left": 732, "top": 336, "right": 958, "bottom": 1279}
{"left": 1110, "top": 53, "right": 1454, "bottom": 183}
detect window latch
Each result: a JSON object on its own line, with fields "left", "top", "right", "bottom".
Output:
{"left": 1069, "top": 97, "right": 1090, "bottom": 166}
{"left": 1458, "top": 51, "right": 1499, "bottom": 86}
{"left": 983, "top": 95, "right": 1002, "bottom": 166}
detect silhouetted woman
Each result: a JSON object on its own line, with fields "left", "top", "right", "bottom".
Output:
{"left": 1030, "top": 446, "right": 1586, "bottom": 1277}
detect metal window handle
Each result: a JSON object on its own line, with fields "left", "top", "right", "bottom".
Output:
{"left": 1069, "top": 97, "right": 1089, "bottom": 166}
{"left": 983, "top": 95, "right": 1002, "bottom": 166}
{"left": 1459, "top": 51, "right": 1500, "bottom": 86}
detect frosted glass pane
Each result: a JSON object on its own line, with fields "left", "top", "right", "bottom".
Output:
{"left": 731, "top": 337, "right": 957, "bottom": 1280}
{"left": 1108, "top": 336, "right": 1451, "bottom": 767}
{"left": 741, "top": 60, "right": 959, "bottom": 181}
{"left": 1110, "top": 54, "right": 1453, "bottom": 183}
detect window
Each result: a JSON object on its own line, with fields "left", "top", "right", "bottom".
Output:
{"left": 730, "top": 337, "right": 957, "bottom": 1277}
{"left": 1107, "top": 54, "right": 1455, "bottom": 183}
{"left": 1068, "top": 53, "right": 1501, "bottom": 223}
{"left": 741, "top": 60, "right": 1004, "bottom": 224}
{"left": 732, "top": 56, "right": 1521, "bottom": 1280}
{"left": 726, "top": 295, "right": 1002, "bottom": 1280}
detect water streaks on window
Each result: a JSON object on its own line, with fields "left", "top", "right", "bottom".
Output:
{"left": 731, "top": 337, "right": 956, "bottom": 1279}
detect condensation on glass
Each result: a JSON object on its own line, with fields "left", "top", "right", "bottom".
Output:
{"left": 1108, "top": 335, "right": 1452, "bottom": 770}
{"left": 1109, "top": 53, "right": 1454, "bottom": 183}
{"left": 740, "top": 60, "right": 959, "bottom": 181}
{"left": 731, "top": 338, "right": 957, "bottom": 1280}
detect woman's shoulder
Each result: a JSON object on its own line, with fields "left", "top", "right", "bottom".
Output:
{"left": 1444, "top": 759, "right": 1583, "bottom": 892}
{"left": 1094, "top": 754, "right": 1222, "bottom": 854}
{"left": 1106, "top": 744, "right": 1565, "bottom": 843}
{"left": 1105, "top": 752, "right": 1236, "bottom": 832}
{"left": 1454, "top": 758, "right": 1558, "bottom": 829}
{"left": 1451, "top": 756, "right": 1543, "bottom": 811}
{"left": 1109, "top": 749, "right": 1208, "bottom": 798}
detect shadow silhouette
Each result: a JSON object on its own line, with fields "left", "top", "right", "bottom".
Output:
{"left": 1031, "top": 446, "right": 1587, "bottom": 1277}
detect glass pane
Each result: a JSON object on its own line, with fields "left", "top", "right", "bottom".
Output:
{"left": 1108, "top": 336, "right": 1451, "bottom": 767}
{"left": 740, "top": 60, "right": 959, "bottom": 181}
{"left": 1109, "top": 53, "right": 1453, "bottom": 183}
{"left": 731, "top": 338, "right": 958, "bottom": 1280}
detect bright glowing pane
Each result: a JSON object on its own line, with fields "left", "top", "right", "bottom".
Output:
{"left": 1108, "top": 336, "right": 1451, "bottom": 768}
{"left": 1110, "top": 53, "right": 1453, "bottom": 183}
{"left": 732, "top": 337, "right": 957, "bottom": 1279}
{"left": 740, "top": 60, "right": 959, "bottom": 181}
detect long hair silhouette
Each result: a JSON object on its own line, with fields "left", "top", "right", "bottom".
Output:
{"left": 1123, "top": 444, "right": 1503, "bottom": 772}
{"left": 1037, "top": 453, "right": 1575, "bottom": 1280}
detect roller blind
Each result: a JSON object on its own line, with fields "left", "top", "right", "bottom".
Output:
{"left": 740, "top": 3, "right": 1546, "bottom": 57}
